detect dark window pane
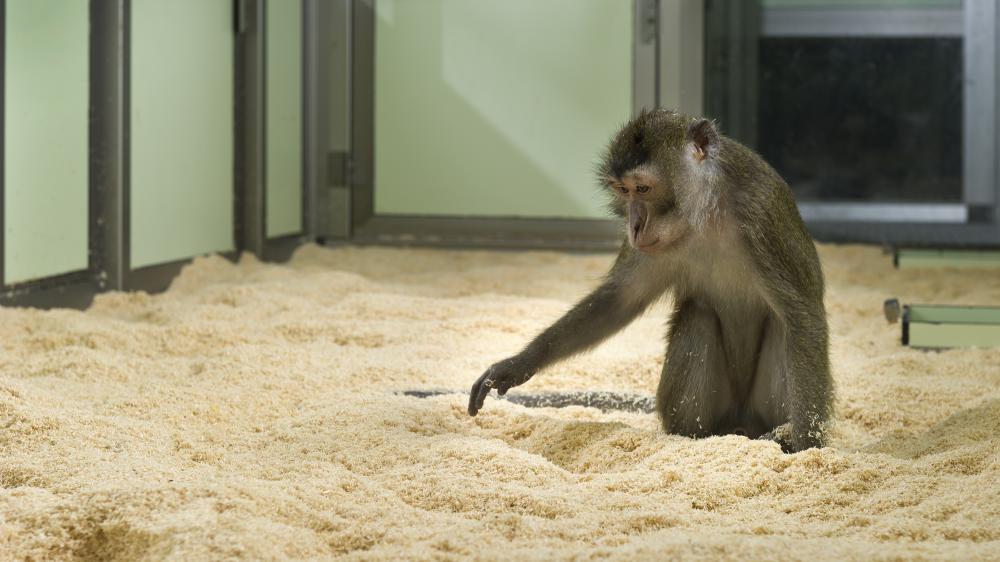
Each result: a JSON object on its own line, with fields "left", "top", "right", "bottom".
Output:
{"left": 758, "top": 37, "right": 963, "bottom": 202}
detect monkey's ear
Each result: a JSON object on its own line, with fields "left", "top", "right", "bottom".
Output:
{"left": 686, "top": 119, "right": 720, "bottom": 163}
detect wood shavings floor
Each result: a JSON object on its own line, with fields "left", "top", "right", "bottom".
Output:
{"left": 1, "top": 243, "right": 998, "bottom": 560}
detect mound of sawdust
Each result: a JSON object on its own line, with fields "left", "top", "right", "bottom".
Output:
{"left": 0, "top": 243, "right": 998, "bottom": 560}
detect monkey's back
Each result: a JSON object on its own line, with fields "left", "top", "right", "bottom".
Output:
{"left": 719, "top": 138, "right": 825, "bottom": 305}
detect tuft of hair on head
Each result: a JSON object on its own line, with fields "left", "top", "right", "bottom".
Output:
{"left": 596, "top": 109, "right": 656, "bottom": 184}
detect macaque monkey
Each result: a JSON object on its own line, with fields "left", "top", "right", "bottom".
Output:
{"left": 468, "top": 109, "right": 832, "bottom": 453}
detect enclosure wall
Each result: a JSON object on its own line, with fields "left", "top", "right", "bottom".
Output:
{"left": 372, "top": 0, "right": 632, "bottom": 219}
{"left": 3, "top": 0, "right": 88, "bottom": 283}
{"left": 130, "top": 0, "right": 234, "bottom": 268}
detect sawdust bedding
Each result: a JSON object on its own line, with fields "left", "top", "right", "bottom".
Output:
{"left": 0, "top": 243, "right": 998, "bottom": 560}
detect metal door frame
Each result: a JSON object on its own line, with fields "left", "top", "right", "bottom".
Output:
{"left": 743, "top": 0, "right": 1000, "bottom": 243}
{"left": 336, "top": 0, "right": 670, "bottom": 251}
{"left": 1, "top": 0, "right": 314, "bottom": 309}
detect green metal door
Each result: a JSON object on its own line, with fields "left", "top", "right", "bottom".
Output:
{"left": 3, "top": 0, "right": 88, "bottom": 283}
{"left": 130, "top": 0, "right": 234, "bottom": 268}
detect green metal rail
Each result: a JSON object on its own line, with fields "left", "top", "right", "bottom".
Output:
{"left": 893, "top": 249, "right": 1000, "bottom": 269}
{"left": 885, "top": 299, "right": 1000, "bottom": 349}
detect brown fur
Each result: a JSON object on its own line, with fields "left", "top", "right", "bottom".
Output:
{"left": 470, "top": 109, "right": 832, "bottom": 453}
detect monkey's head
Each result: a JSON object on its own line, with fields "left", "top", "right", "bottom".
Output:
{"left": 598, "top": 109, "right": 721, "bottom": 255}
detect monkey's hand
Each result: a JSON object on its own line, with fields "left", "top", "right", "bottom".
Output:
{"left": 468, "top": 356, "right": 536, "bottom": 416}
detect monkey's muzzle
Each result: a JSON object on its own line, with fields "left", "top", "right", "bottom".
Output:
{"left": 628, "top": 200, "right": 658, "bottom": 250}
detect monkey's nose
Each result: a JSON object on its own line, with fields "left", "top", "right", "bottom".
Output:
{"left": 628, "top": 200, "right": 646, "bottom": 235}
{"left": 632, "top": 217, "right": 645, "bottom": 238}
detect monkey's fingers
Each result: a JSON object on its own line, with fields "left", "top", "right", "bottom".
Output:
{"left": 496, "top": 379, "right": 513, "bottom": 396}
{"left": 468, "top": 372, "right": 495, "bottom": 416}
{"left": 497, "top": 371, "right": 534, "bottom": 396}
{"left": 467, "top": 383, "right": 483, "bottom": 416}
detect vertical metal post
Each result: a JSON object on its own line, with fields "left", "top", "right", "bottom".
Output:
{"left": 659, "top": 0, "right": 704, "bottom": 116}
{"left": 704, "top": 0, "right": 760, "bottom": 146}
{"left": 300, "top": 0, "right": 312, "bottom": 239}
{"left": 304, "top": 0, "right": 323, "bottom": 238}
{"left": 964, "top": 0, "right": 997, "bottom": 212}
{"left": 235, "top": 0, "right": 265, "bottom": 256}
{"left": 633, "top": 0, "right": 659, "bottom": 114}
{"left": 991, "top": 1, "right": 1000, "bottom": 225}
{"left": 350, "top": 0, "right": 373, "bottom": 232}
{"left": 90, "top": 0, "right": 127, "bottom": 291}
{"left": 122, "top": 0, "right": 131, "bottom": 286}
{"left": 0, "top": 0, "right": 6, "bottom": 288}
{"left": 322, "top": 0, "right": 353, "bottom": 240}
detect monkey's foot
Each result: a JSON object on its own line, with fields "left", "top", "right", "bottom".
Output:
{"left": 758, "top": 423, "right": 795, "bottom": 454}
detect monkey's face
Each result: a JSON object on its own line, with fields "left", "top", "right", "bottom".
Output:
{"left": 599, "top": 109, "right": 721, "bottom": 256}
{"left": 605, "top": 167, "right": 689, "bottom": 256}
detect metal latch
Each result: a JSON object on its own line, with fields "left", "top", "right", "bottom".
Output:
{"left": 638, "top": 0, "right": 658, "bottom": 45}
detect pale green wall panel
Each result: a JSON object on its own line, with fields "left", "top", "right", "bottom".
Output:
{"left": 266, "top": 0, "right": 303, "bottom": 237}
{"left": 130, "top": 0, "right": 234, "bottom": 268}
{"left": 4, "top": 0, "right": 88, "bottom": 284}
{"left": 374, "top": 0, "right": 632, "bottom": 218}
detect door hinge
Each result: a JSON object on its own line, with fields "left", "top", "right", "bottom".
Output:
{"left": 234, "top": 0, "right": 248, "bottom": 34}
{"left": 638, "top": 0, "right": 658, "bottom": 45}
{"left": 327, "top": 151, "right": 353, "bottom": 188}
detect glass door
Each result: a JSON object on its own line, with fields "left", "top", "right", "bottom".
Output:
{"left": 348, "top": 0, "right": 653, "bottom": 247}
{"left": 372, "top": 0, "right": 632, "bottom": 219}
{"left": 130, "top": 0, "right": 235, "bottom": 268}
{"left": 706, "top": 0, "right": 1000, "bottom": 235}
{"left": 3, "top": 0, "right": 88, "bottom": 284}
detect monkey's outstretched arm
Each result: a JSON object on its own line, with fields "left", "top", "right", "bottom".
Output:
{"left": 468, "top": 250, "right": 661, "bottom": 416}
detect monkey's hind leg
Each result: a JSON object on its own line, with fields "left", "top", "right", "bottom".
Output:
{"left": 749, "top": 313, "right": 831, "bottom": 452}
{"left": 656, "top": 300, "right": 736, "bottom": 438}
{"left": 748, "top": 315, "right": 791, "bottom": 447}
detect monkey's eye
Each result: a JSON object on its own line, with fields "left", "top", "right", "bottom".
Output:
{"left": 636, "top": 185, "right": 650, "bottom": 194}
{"left": 619, "top": 186, "right": 628, "bottom": 194}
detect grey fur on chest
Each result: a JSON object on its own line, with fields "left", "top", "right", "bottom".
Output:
{"left": 656, "top": 232, "right": 765, "bottom": 309}
{"left": 657, "top": 235, "right": 771, "bottom": 378}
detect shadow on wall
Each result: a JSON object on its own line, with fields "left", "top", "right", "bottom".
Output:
{"left": 375, "top": 0, "right": 630, "bottom": 218}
